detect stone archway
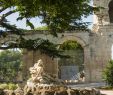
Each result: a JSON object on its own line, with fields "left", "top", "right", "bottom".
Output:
{"left": 57, "top": 35, "right": 90, "bottom": 83}
{"left": 58, "top": 40, "right": 84, "bottom": 83}
{"left": 58, "top": 35, "right": 89, "bottom": 65}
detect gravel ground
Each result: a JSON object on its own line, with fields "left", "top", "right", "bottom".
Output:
{"left": 100, "top": 90, "right": 113, "bottom": 95}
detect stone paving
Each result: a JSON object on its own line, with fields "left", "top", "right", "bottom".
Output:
{"left": 67, "top": 82, "right": 113, "bottom": 95}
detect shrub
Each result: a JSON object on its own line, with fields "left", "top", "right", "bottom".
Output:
{"left": 0, "top": 83, "right": 9, "bottom": 89}
{"left": 8, "top": 83, "right": 17, "bottom": 90}
{"left": 0, "top": 83, "right": 17, "bottom": 90}
{"left": 103, "top": 60, "right": 113, "bottom": 87}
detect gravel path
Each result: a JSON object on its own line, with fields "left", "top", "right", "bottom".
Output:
{"left": 100, "top": 90, "right": 113, "bottom": 95}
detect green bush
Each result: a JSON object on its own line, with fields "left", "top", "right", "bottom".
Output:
{"left": 103, "top": 60, "right": 113, "bottom": 87}
{"left": 0, "top": 83, "right": 9, "bottom": 89}
{"left": 8, "top": 83, "right": 17, "bottom": 90}
{"left": 0, "top": 83, "right": 17, "bottom": 90}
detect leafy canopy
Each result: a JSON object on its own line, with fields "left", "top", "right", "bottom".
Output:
{"left": 0, "top": 0, "right": 96, "bottom": 35}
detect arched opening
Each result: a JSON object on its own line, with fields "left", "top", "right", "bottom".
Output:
{"left": 108, "top": 0, "right": 113, "bottom": 23}
{"left": 58, "top": 40, "right": 84, "bottom": 83}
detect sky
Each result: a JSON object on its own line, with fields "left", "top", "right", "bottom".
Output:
{"left": 4, "top": 13, "right": 93, "bottom": 30}
{"left": 7, "top": 13, "right": 45, "bottom": 30}
{"left": 0, "top": 8, "right": 45, "bottom": 30}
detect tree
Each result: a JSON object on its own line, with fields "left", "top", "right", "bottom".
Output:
{"left": 103, "top": 60, "right": 113, "bottom": 87}
{"left": 0, "top": 50, "right": 22, "bottom": 82}
{"left": 0, "top": 4, "right": 24, "bottom": 35}
{"left": 0, "top": 0, "right": 97, "bottom": 57}
{"left": 1, "top": 0, "right": 96, "bottom": 34}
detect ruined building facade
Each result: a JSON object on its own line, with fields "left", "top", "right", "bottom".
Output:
{"left": 1, "top": 0, "right": 113, "bottom": 82}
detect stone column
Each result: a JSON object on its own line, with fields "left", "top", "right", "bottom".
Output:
{"left": 22, "top": 49, "right": 34, "bottom": 81}
{"left": 84, "top": 46, "right": 92, "bottom": 83}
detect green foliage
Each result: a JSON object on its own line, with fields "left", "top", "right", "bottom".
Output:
{"left": 0, "top": 6, "right": 24, "bottom": 35}
{"left": 0, "top": 0, "right": 97, "bottom": 35}
{"left": 103, "top": 60, "right": 113, "bottom": 87}
{"left": 36, "top": 26, "right": 49, "bottom": 30}
{"left": 60, "top": 40, "right": 83, "bottom": 50}
{"left": 0, "top": 0, "right": 98, "bottom": 57}
{"left": 8, "top": 38, "right": 69, "bottom": 58}
{"left": 8, "top": 83, "right": 17, "bottom": 90}
{"left": 0, "top": 50, "right": 22, "bottom": 82}
{"left": 0, "top": 83, "right": 17, "bottom": 90}
{"left": 0, "top": 83, "right": 9, "bottom": 89}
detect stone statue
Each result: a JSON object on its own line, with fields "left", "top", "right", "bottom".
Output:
{"left": 29, "top": 59, "right": 44, "bottom": 82}
{"left": 27, "top": 59, "right": 64, "bottom": 86}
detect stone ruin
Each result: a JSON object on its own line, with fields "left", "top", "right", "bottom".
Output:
{"left": 0, "top": 59, "right": 102, "bottom": 95}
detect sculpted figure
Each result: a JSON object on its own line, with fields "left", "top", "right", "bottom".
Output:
{"left": 29, "top": 59, "right": 45, "bottom": 82}
{"left": 27, "top": 59, "right": 64, "bottom": 85}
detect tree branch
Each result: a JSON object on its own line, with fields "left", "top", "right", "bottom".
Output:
{"left": 0, "top": 7, "right": 8, "bottom": 13}
{"left": 0, "top": 10, "right": 16, "bottom": 23}
{"left": 0, "top": 46, "right": 18, "bottom": 50}
{"left": 3, "top": 10, "right": 16, "bottom": 18}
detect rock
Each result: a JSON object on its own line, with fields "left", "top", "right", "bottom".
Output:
{"left": 0, "top": 89, "right": 5, "bottom": 95}
{"left": 44, "top": 91, "right": 55, "bottom": 95}
{"left": 70, "top": 89, "right": 80, "bottom": 95}
{"left": 21, "top": 59, "right": 102, "bottom": 95}
{"left": 14, "top": 86, "right": 24, "bottom": 95}
{"left": 56, "top": 90, "right": 68, "bottom": 95}
{"left": 8, "top": 90, "right": 15, "bottom": 95}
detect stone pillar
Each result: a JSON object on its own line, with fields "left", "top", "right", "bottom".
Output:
{"left": 84, "top": 46, "right": 92, "bottom": 83}
{"left": 22, "top": 49, "right": 34, "bottom": 81}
